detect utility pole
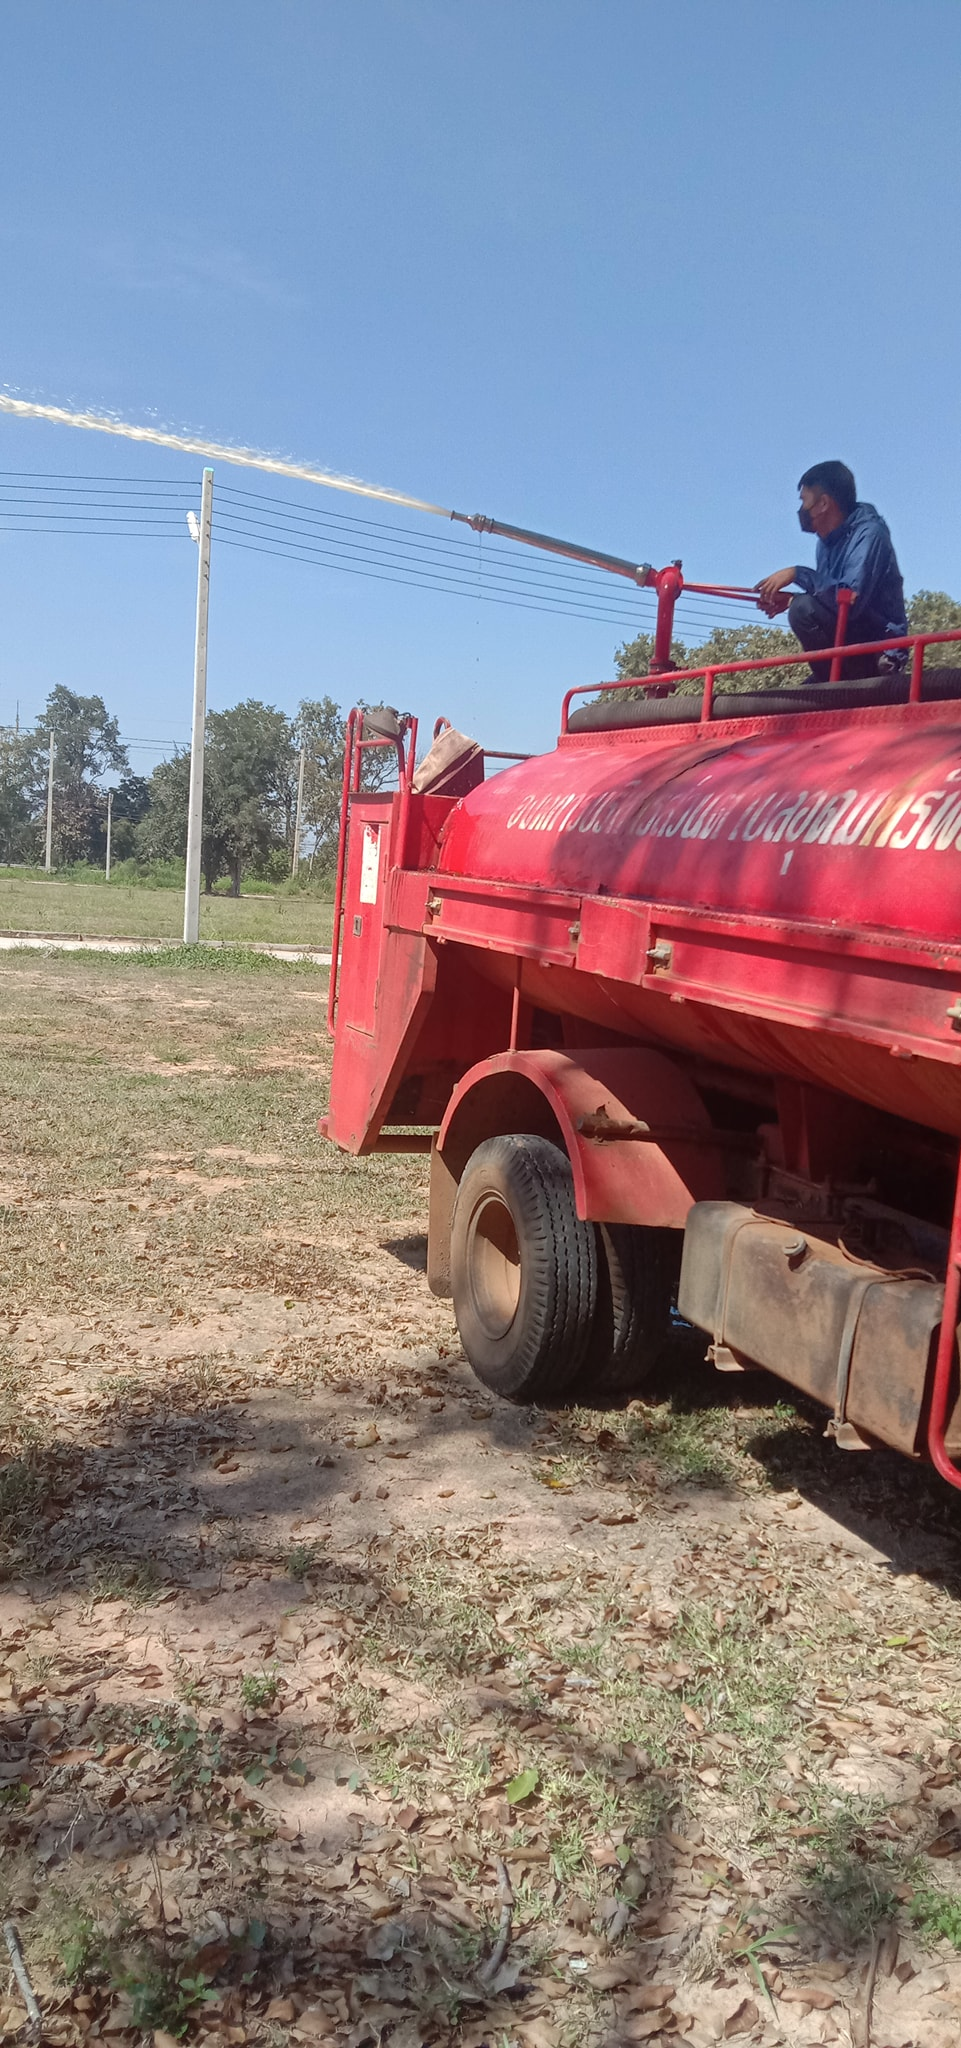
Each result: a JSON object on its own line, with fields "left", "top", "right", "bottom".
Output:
{"left": 292, "top": 745, "right": 306, "bottom": 874}
{"left": 183, "top": 468, "right": 214, "bottom": 944}
{"left": 105, "top": 789, "right": 113, "bottom": 882}
{"left": 44, "top": 735, "right": 55, "bottom": 873}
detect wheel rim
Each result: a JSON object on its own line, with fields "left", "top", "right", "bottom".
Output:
{"left": 466, "top": 1192, "right": 521, "bottom": 1338}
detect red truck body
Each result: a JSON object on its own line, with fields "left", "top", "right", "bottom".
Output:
{"left": 321, "top": 610, "right": 961, "bottom": 1493}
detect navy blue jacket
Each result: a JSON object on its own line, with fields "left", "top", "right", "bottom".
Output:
{"left": 794, "top": 502, "right": 907, "bottom": 640}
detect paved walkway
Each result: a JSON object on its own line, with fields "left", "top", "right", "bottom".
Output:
{"left": 0, "top": 931, "right": 332, "bottom": 964}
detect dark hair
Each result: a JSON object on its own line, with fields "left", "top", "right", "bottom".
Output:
{"left": 798, "top": 461, "right": 857, "bottom": 517}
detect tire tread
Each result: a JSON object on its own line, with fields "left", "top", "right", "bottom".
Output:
{"left": 451, "top": 1134, "right": 599, "bottom": 1402}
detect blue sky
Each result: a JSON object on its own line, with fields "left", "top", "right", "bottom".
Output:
{"left": 1, "top": 0, "right": 959, "bottom": 767}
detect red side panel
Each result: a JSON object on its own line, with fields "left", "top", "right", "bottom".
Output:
{"left": 335, "top": 795, "right": 395, "bottom": 1038}
{"left": 325, "top": 793, "right": 437, "bottom": 1153}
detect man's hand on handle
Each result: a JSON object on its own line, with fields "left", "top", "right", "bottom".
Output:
{"left": 754, "top": 567, "right": 796, "bottom": 617}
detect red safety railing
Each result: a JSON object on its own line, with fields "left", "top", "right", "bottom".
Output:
{"left": 561, "top": 622, "right": 961, "bottom": 734}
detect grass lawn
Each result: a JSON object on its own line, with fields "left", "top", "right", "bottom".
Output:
{"left": 2, "top": 951, "right": 961, "bottom": 2045}
{"left": 0, "top": 874, "right": 334, "bottom": 947}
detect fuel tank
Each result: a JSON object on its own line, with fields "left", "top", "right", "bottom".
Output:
{"left": 433, "top": 704, "right": 961, "bottom": 1135}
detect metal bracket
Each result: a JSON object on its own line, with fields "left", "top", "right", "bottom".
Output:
{"left": 708, "top": 1342, "right": 748, "bottom": 1374}
{"left": 825, "top": 1419, "right": 875, "bottom": 1452}
{"left": 647, "top": 939, "right": 673, "bottom": 972}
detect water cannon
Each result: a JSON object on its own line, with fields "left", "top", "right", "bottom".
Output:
{"left": 450, "top": 508, "right": 762, "bottom": 671}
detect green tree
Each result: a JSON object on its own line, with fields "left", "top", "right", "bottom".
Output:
{"left": 139, "top": 701, "right": 297, "bottom": 894}
{"left": 611, "top": 628, "right": 690, "bottom": 680}
{"left": 614, "top": 620, "right": 806, "bottom": 696}
{"left": 0, "top": 727, "right": 38, "bottom": 863}
{"left": 908, "top": 589, "right": 961, "bottom": 634}
{"left": 206, "top": 700, "right": 297, "bottom": 892}
{"left": 614, "top": 591, "right": 961, "bottom": 701}
{"left": 138, "top": 750, "right": 191, "bottom": 869}
{"left": 908, "top": 589, "right": 961, "bottom": 668}
{"left": 293, "top": 695, "right": 349, "bottom": 869}
{"left": 30, "top": 686, "right": 128, "bottom": 865}
{"left": 292, "top": 695, "right": 394, "bottom": 872}
{"left": 109, "top": 773, "right": 152, "bottom": 862}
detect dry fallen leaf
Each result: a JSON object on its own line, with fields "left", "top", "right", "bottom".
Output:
{"left": 351, "top": 1422, "right": 380, "bottom": 1448}
{"left": 781, "top": 1986, "right": 839, "bottom": 2008}
{"left": 585, "top": 1961, "right": 642, "bottom": 1989}
{"left": 623, "top": 1984, "right": 676, "bottom": 2011}
{"left": 26, "top": 1715, "right": 64, "bottom": 1748}
{"left": 619, "top": 2013, "right": 674, "bottom": 2042}
{"left": 724, "top": 1997, "right": 760, "bottom": 2036}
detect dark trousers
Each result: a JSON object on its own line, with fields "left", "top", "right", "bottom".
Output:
{"left": 788, "top": 591, "right": 881, "bottom": 681}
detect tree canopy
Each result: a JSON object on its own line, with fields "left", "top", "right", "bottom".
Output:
{"left": 614, "top": 621, "right": 808, "bottom": 693}
{"left": 140, "top": 701, "right": 301, "bottom": 893}
{"left": 29, "top": 687, "right": 129, "bottom": 864}
{"left": 135, "top": 695, "right": 391, "bottom": 891}
{"left": 614, "top": 590, "right": 961, "bottom": 695}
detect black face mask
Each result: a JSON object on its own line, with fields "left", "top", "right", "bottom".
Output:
{"left": 797, "top": 506, "right": 816, "bottom": 534}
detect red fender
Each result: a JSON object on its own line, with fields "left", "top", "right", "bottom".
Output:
{"left": 436, "top": 1046, "right": 723, "bottom": 1226}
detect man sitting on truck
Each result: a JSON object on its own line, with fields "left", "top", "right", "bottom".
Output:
{"left": 755, "top": 460, "right": 908, "bottom": 680}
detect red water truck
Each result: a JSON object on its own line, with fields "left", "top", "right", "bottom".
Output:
{"left": 320, "top": 512, "right": 961, "bottom": 1492}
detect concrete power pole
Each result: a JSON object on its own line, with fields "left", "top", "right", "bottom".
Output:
{"left": 183, "top": 468, "right": 214, "bottom": 944}
{"left": 44, "top": 735, "right": 55, "bottom": 873}
{"left": 292, "top": 745, "right": 306, "bottom": 875}
{"left": 105, "top": 789, "right": 113, "bottom": 882}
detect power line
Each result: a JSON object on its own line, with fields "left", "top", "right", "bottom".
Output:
{"left": 0, "top": 468, "right": 765, "bottom": 628}
{"left": 0, "top": 514, "right": 189, "bottom": 527}
{"left": 0, "top": 494, "right": 188, "bottom": 503}
{"left": 0, "top": 505, "right": 659, "bottom": 625}
{"left": 0, "top": 465, "right": 775, "bottom": 639}
{"left": 0, "top": 469, "right": 197, "bottom": 485}
{"left": 215, "top": 480, "right": 767, "bottom": 622}
{"left": 0, "top": 532, "right": 189, "bottom": 548}
{"left": 213, "top": 488, "right": 767, "bottom": 634}
{"left": 218, "top": 495, "right": 647, "bottom": 594}
{"left": 215, "top": 481, "right": 764, "bottom": 622}
{"left": 214, "top": 526, "right": 763, "bottom": 638}
{"left": 212, "top": 509, "right": 659, "bottom": 619}
{"left": 214, "top": 532, "right": 659, "bottom": 628}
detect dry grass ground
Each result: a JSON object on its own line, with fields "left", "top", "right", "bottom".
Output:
{"left": 2, "top": 951, "right": 961, "bottom": 2048}
{"left": 0, "top": 876, "right": 334, "bottom": 947}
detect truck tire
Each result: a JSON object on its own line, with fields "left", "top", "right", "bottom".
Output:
{"left": 450, "top": 1134, "right": 600, "bottom": 1402}
{"left": 580, "top": 1224, "right": 682, "bottom": 1398}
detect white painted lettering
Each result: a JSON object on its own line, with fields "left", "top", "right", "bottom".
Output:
{"left": 831, "top": 791, "right": 884, "bottom": 845}
{"left": 889, "top": 790, "right": 943, "bottom": 851}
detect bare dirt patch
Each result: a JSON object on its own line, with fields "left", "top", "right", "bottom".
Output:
{"left": 128, "top": 1055, "right": 240, "bottom": 1078}
{"left": 205, "top": 1149, "right": 287, "bottom": 1169}
{"left": 2, "top": 954, "right": 961, "bottom": 2048}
